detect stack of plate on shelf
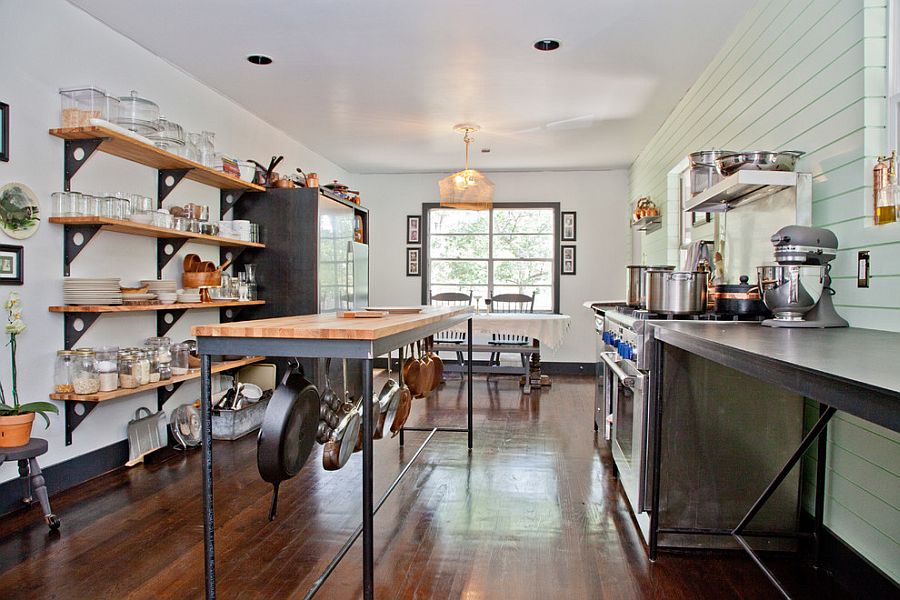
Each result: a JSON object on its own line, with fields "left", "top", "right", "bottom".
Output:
{"left": 176, "top": 288, "right": 202, "bottom": 304}
{"left": 64, "top": 278, "right": 123, "bottom": 305}
{"left": 143, "top": 279, "right": 178, "bottom": 304}
{"left": 122, "top": 293, "right": 157, "bottom": 305}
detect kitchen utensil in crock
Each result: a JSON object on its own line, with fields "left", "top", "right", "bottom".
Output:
{"left": 256, "top": 363, "right": 318, "bottom": 520}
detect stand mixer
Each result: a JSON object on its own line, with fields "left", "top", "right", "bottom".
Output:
{"left": 757, "top": 225, "right": 849, "bottom": 328}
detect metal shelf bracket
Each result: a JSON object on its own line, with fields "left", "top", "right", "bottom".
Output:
{"left": 64, "top": 401, "right": 97, "bottom": 446}
{"left": 63, "top": 224, "right": 102, "bottom": 276}
{"left": 157, "top": 168, "right": 191, "bottom": 206}
{"left": 64, "top": 312, "right": 101, "bottom": 350}
{"left": 157, "top": 238, "right": 189, "bottom": 279}
{"left": 64, "top": 138, "right": 104, "bottom": 191}
{"left": 220, "top": 189, "right": 246, "bottom": 219}
{"left": 157, "top": 308, "right": 188, "bottom": 337}
{"left": 157, "top": 381, "right": 186, "bottom": 412}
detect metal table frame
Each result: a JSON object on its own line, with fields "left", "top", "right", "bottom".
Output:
{"left": 647, "top": 327, "right": 900, "bottom": 600}
{"left": 197, "top": 314, "right": 474, "bottom": 600}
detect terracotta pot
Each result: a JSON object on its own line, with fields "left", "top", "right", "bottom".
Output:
{"left": 0, "top": 413, "right": 35, "bottom": 448}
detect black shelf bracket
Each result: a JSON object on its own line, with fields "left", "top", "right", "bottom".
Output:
{"left": 63, "top": 138, "right": 104, "bottom": 192}
{"left": 157, "top": 308, "right": 188, "bottom": 337}
{"left": 63, "top": 224, "right": 102, "bottom": 276}
{"left": 64, "top": 401, "right": 98, "bottom": 446}
{"left": 157, "top": 169, "right": 191, "bottom": 206}
{"left": 220, "top": 189, "right": 246, "bottom": 219}
{"left": 219, "top": 305, "right": 252, "bottom": 323}
{"left": 219, "top": 246, "right": 248, "bottom": 269}
{"left": 157, "top": 238, "right": 189, "bottom": 279}
{"left": 157, "top": 381, "right": 186, "bottom": 412}
{"left": 64, "top": 312, "right": 101, "bottom": 350}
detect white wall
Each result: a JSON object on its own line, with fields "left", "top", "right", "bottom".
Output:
{"left": 0, "top": 0, "right": 351, "bottom": 482}
{"left": 354, "top": 170, "right": 630, "bottom": 364}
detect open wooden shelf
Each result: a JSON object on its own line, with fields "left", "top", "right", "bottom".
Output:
{"left": 49, "top": 300, "right": 264, "bottom": 313}
{"left": 49, "top": 125, "right": 265, "bottom": 192}
{"left": 50, "top": 356, "right": 265, "bottom": 403}
{"left": 48, "top": 216, "right": 265, "bottom": 249}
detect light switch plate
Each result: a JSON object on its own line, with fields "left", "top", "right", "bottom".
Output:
{"left": 857, "top": 251, "right": 870, "bottom": 288}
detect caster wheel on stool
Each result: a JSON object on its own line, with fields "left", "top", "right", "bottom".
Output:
{"left": 46, "top": 515, "right": 60, "bottom": 531}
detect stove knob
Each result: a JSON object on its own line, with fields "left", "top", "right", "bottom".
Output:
{"left": 622, "top": 344, "right": 631, "bottom": 360}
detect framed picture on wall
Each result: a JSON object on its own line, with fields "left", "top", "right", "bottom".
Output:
{"left": 561, "top": 245, "right": 576, "bottom": 275}
{"left": 406, "top": 247, "right": 420, "bottom": 276}
{"left": 0, "top": 102, "right": 8, "bottom": 162}
{"left": 561, "top": 211, "right": 576, "bottom": 241}
{"left": 406, "top": 215, "right": 421, "bottom": 244}
{"left": 0, "top": 244, "right": 23, "bottom": 284}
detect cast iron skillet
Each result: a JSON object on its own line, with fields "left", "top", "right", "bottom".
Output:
{"left": 257, "top": 363, "right": 318, "bottom": 521}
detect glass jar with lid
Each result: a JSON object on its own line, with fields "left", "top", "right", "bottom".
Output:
{"left": 131, "top": 349, "right": 150, "bottom": 386}
{"left": 115, "top": 90, "right": 160, "bottom": 135}
{"left": 144, "top": 347, "right": 161, "bottom": 383}
{"left": 171, "top": 343, "right": 191, "bottom": 376}
{"left": 118, "top": 352, "right": 139, "bottom": 389}
{"left": 72, "top": 349, "right": 100, "bottom": 395}
{"left": 95, "top": 345, "right": 119, "bottom": 392}
{"left": 54, "top": 350, "right": 76, "bottom": 394}
{"left": 59, "top": 86, "right": 107, "bottom": 128}
{"left": 51, "top": 192, "right": 78, "bottom": 217}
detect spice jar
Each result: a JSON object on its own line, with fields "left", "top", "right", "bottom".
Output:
{"left": 73, "top": 349, "right": 100, "bottom": 395}
{"left": 118, "top": 352, "right": 139, "bottom": 389}
{"left": 95, "top": 345, "right": 119, "bottom": 392}
{"left": 54, "top": 350, "right": 76, "bottom": 394}
{"left": 171, "top": 343, "right": 191, "bottom": 376}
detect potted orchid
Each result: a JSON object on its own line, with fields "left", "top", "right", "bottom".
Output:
{"left": 0, "top": 292, "right": 58, "bottom": 447}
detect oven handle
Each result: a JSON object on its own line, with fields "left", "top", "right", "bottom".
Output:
{"left": 600, "top": 352, "right": 635, "bottom": 388}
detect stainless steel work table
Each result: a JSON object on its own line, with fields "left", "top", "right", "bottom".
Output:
{"left": 647, "top": 321, "right": 900, "bottom": 599}
{"left": 192, "top": 307, "right": 474, "bottom": 600}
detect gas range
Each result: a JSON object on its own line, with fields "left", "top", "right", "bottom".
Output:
{"left": 600, "top": 305, "right": 763, "bottom": 371}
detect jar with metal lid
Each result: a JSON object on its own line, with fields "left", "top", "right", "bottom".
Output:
{"left": 95, "top": 346, "right": 119, "bottom": 392}
{"left": 73, "top": 349, "right": 100, "bottom": 395}
{"left": 171, "top": 343, "right": 191, "bottom": 376}
{"left": 54, "top": 350, "right": 76, "bottom": 394}
{"left": 118, "top": 352, "right": 139, "bottom": 389}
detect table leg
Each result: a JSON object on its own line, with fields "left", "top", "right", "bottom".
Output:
{"left": 200, "top": 353, "right": 216, "bottom": 600}
{"left": 362, "top": 358, "right": 375, "bottom": 600}
{"left": 467, "top": 318, "right": 473, "bottom": 450}
{"left": 813, "top": 403, "right": 828, "bottom": 568}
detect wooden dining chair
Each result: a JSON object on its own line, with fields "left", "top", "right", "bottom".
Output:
{"left": 430, "top": 290, "right": 473, "bottom": 369}
{"left": 485, "top": 292, "right": 535, "bottom": 368}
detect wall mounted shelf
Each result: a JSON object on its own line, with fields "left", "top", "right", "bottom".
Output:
{"left": 684, "top": 170, "right": 799, "bottom": 213}
{"left": 631, "top": 215, "right": 662, "bottom": 233}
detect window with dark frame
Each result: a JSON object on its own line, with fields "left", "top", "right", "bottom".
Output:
{"left": 421, "top": 203, "right": 560, "bottom": 313}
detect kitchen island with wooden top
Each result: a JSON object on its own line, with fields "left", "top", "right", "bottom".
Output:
{"left": 192, "top": 307, "right": 474, "bottom": 600}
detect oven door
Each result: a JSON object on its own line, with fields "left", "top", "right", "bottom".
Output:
{"left": 601, "top": 351, "right": 648, "bottom": 512}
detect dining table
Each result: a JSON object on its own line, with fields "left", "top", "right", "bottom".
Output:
{"left": 437, "top": 312, "right": 571, "bottom": 392}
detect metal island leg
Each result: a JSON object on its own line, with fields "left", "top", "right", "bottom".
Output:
{"left": 200, "top": 353, "right": 216, "bottom": 599}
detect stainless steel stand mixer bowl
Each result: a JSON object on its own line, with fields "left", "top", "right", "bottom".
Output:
{"left": 757, "top": 225, "right": 848, "bottom": 328}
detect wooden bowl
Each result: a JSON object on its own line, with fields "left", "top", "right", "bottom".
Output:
{"left": 182, "top": 271, "right": 221, "bottom": 289}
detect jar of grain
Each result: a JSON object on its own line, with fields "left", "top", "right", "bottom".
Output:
{"left": 54, "top": 350, "right": 76, "bottom": 394}
{"left": 171, "top": 343, "right": 190, "bottom": 376}
{"left": 133, "top": 349, "right": 151, "bottom": 386}
{"left": 118, "top": 352, "right": 138, "bottom": 389}
{"left": 72, "top": 349, "right": 100, "bottom": 395}
{"left": 95, "top": 346, "right": 119, "bottom": 392}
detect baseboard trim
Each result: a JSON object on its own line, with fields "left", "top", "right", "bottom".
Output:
{"left": 0, "top": 439, "right": 128, "bottom": 517}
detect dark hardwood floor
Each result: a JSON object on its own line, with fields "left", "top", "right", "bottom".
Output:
{"left": 0, "top": 374, "right": 848, "bottom": 599}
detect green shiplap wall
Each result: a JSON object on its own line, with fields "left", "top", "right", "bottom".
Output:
{"left": 629, "top": 0, "right": 899, "bottom": 583}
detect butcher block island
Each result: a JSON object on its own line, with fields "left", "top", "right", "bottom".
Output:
{"left": 191, "top": 306, "right": 475, "bottom": 600}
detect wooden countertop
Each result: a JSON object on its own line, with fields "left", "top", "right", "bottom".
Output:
{"left": 192, "top": 307, "right": 472, "bottom": 340}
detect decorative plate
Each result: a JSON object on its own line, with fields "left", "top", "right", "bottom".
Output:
{"left": 0, "top": 182, "right": 40, "bottom": 239}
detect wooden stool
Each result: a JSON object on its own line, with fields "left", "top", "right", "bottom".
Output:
{"left": 0, "top": 438, "right": 59, "bottom": 530}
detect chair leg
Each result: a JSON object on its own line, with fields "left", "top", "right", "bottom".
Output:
{"left": 28, "top": 458, "right": 59, "bottom": 530}
{"left": 17, "top": 459, "right": 31, "bottom": 504}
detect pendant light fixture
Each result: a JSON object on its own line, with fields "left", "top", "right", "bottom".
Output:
{"left": 438, "top": 124, "right": 494, "bottom": 210}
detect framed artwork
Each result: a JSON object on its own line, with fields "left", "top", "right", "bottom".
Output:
{"left": 0, "top": 102, "right": 8, "bottom": 162}
{"left": 0, "top": 244, "right": 23, "bottom": 284}
{"left": 406, "top": 247, "right": 420, "bottom": 276}
{"left": 406, "top": 215, "right": 421, "bottom": 244}
{"left": 561, "top": 245, "right": 576, "bottom": 275}
{"left": 561, "top": 211, "right": 576, "bottom": 241}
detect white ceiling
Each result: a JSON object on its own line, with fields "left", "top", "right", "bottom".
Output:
{"left": 70, "top": 0, "right": 752, "bottom": 174}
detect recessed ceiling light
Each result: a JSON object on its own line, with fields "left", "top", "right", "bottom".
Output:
{"left": 533, "top": 39, "right": 560, "bottom": 52}
{"left": 246, "top": 54, "right": 273, "bottom": 65}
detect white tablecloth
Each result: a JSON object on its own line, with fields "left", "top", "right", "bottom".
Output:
{"left": 447, "top": 313, "right": 572, "bottom": 351}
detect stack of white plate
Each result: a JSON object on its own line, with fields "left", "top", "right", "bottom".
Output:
{"left": 176, "top": 288, "right": 202, "bottom": 303}
{"left": 122, "top": 293, "right": 157, "bottom": 304}
{"left": 142, "top": 279, "right": 178, "bottom": 304}
{"left": 64, "top": 278, "right": 123, "bottom": 305}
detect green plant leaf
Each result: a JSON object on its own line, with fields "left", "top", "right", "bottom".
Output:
{"left": 16, "top": 402, "right": 59, "bottom": 429}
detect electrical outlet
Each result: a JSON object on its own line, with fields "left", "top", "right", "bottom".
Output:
{"left": 857, "top": 251, "right": 870, "bottom": 288}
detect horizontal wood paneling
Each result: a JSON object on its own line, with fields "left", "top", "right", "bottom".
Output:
{"left": 629, "top": 0, "right": 899, "bottom": 581}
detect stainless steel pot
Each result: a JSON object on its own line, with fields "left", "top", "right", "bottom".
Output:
{"left": 646, "top": 270, "right": 708, "bottom": 314}
{"left": 626, "top": 265, "right": 674, "bottom": 307}
{"left": 715, "top": 151, "right": 805, "bottom": 176}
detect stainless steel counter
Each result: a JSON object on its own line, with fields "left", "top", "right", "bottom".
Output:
{"left": 649, "top": 322, "right": 900, "bottom": 433}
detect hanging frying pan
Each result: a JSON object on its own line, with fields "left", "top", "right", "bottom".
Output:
{"left": 375, "top": 350, "right": 400, "bottom": 439}
{"left": 257, "top": 363, "right": 318, "bottom": 520}
{"left": 322, "top": 359, "right": 361, "bottom": 470}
